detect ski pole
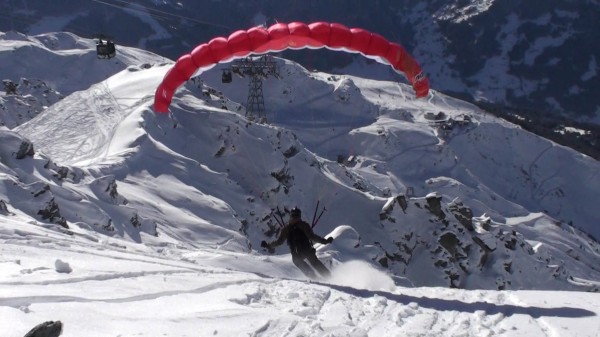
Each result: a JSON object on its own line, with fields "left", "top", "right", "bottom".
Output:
{"left": 271, "top": 209, "right": 284, "bottom": 228}
{"left": 312, "top": 206, "right": 327, "bottom": 229}
{"left": 311, "top": 200, "right": 320, "bottom": 228}
{"left": 276, "top": 206, "right": 286, "bottom": 227}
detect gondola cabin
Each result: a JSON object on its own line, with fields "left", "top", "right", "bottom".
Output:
{"left": 96, "top": 37, "right": 116, "bottom": 59}
{"left": 221, "top": 69, "right": 232, "bottom": 83}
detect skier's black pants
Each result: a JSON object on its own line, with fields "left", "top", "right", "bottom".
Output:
{"left": 291, "top": 248, "right": 330, "bottom": 279}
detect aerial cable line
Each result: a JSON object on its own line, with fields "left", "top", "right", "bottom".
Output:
{"left": 88, "top": 0, "right": 231, "bottom": 30}
{"left": 89, "top": 0, "right": 169, "bottom": 21}
{"left": 89, "top": 0, "right": 172, "bottom": 22}
{"left": 0, "top": 11, "right": 100, "bottom": 41}
{"left": 9, "top": 0, "right": 14, "bottom": 31}
{"left": 0, "top": 1, "right": 112, "bottom": 40}
{"left": 94, "top": 0, "right": 230, "bottom": 27}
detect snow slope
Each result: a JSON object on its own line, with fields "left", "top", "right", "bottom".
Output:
{"left": 2, "top": 31, "right": 599, "bottom": 289}
{"left": 0, "top": 31, "right": 167, "bottom": 96}
{"left": 2, "top": 217, "right": 599, "bottom": 337}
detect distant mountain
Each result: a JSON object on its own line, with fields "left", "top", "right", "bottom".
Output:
{"left": 1, "top": 31, "right": 599, "bottom": 291}
{"left": 1, "top": 0, "right": 598, "bottom": 124}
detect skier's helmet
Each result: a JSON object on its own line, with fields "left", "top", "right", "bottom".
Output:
{"left": 290, "top": 207, "right": 302, "bottom": 219}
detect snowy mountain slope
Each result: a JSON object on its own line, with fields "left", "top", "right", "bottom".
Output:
{"left": 2, "top": 31, "right": 599, "bottom": 293}
{"left": 2, "top": 218, "right": 599, "bottom": 337}
{"left": 201, "top": 59, "right": 600, "bottom": 240}
{"left": 2, "top": 0, "right": 598, "bottom": 122}
{"left": 0, "top": 31, "right": 166, "bottom": 96}
{"left": 0, "top": 31, "right": 168, "bottom": 128}
{"left": 0, "top": 77, "right": 63, "bottom": 129}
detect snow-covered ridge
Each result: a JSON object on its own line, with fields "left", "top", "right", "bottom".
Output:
{"left": 2, "top": 1, "right": 598, "bottom": 122}
{"left": 1, "top": 31, "right": 599, "bottom": 293}
{"left": 434, "top": 0, "right": 496, "bottom": 23}
{"left": 0, "top": 31, "right": 167, "bottom": 97}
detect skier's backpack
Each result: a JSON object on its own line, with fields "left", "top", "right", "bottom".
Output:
{"left": 287, "top": 223, "right": 312, "bottom": 254}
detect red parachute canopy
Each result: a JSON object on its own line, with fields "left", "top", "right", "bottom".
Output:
{"left": 154, "top": 21, "right": 429, "bottom": 113}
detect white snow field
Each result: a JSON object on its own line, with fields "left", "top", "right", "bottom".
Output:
{"left": 2, "top": 218, "right": 599, "bottom": 337}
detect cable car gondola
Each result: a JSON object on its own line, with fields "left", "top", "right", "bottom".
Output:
{"left": 96, "top": 35, "right": 116, "bottom": 59}
{"left": 221, "top": 69, "right": 232, "bottom": 83}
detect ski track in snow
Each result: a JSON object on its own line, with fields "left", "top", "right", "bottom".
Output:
{"left": 16, "top": 75, "right": 154, "bottom": 166}
{"left": 2, "top": 223, "right": 598, "bottom": 337}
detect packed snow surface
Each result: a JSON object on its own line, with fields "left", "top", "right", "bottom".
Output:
{"left": 2, "top": 219, "right": 599, "bottom": 337}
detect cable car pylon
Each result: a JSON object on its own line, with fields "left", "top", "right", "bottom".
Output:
{"left": 221, "top": 55, "right": 279, "bottom": 123}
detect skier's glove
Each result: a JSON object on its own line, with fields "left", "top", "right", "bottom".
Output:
{"left": 326, "top": 237, "right": 334, "bottom": 244}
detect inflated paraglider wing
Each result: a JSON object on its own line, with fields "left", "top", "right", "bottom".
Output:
{"left": 154, "top": 21, "right": 429, "bottom": 113}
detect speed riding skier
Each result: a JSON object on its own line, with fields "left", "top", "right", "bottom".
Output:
{"left": 261, "top": 207, "right": 333, "bottom": 279}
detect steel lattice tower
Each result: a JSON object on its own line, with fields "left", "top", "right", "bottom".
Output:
{"left": 246, "top": 75, "right": 265, "bottom": 121}
{"left": 223, "top": 55, "right": 279, "bottom": 122}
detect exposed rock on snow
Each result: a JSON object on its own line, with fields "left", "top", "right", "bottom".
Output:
{"left": 54, "top": 259, "right": 72, "bottom": 274}
{"left": 0, "top": 199, "right": 10, "bottom": 215}
{"left": 377, "top": 193, "right": 574, "bottom": 290}
{"left": 0, "top": 78, "right": 63, "bottom": 128}
{"left": 0, "top": 130, "right": 34, "bottom": 160}
{"left": 37, "top": 197, "right": 68, "bottom": 228}
{"left": 24, "top": 320, "right": 63, "bottom": 337}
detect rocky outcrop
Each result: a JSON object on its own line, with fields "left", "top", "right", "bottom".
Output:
{"left": 376, "top": 192, "right": 573, "bottom": 290}
{"left": 0, "top": 130, "right": 35, "bottom": 161}
{"left": 425, "top": 192, "right": 445, "bottom": 219}
{"left": 448, "top": 199, "right": 474, "bottom": 231}
{"left": 24, "top": 320, "right": 62, "bottom": 337}
{"left": 2, "top": 79, "right": 18, "bottom": 95}
{"left": 0, "top": 78, "right": 64, "bottom": 128}
{"left": 37, "top": 198, "right": 68, "bottom": 228}
{"left": 0, "top": 199, "right": 11, "bottom": 215}
{"left": 89, "top": 176, "right": 128, "bottom": 205}
{"left": 380, "top": 194, "right": 409, "bottom": 221}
